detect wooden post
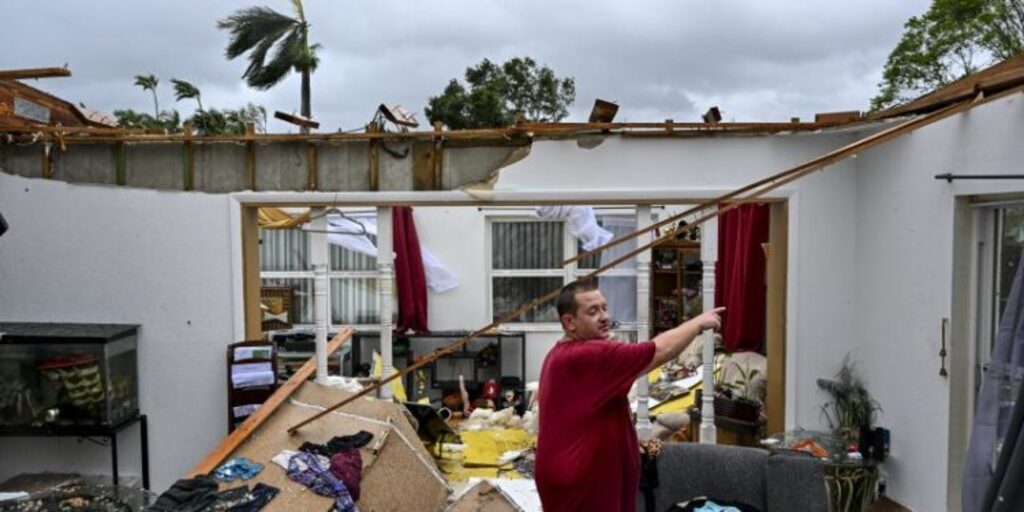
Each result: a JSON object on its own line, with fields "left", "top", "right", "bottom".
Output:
{"left": 114, "top": 141, "right": 127, "bottom": 186}
{"left": 377, "top": 206, "right": 395, "bottom": 398}
{"left": 241, "top": 206, "right": 262, "bottom": 340}
{"left": 369, "top": 140, "right": 380, "bottom": 191}
{"left": 635, "top": 205, "right": 654, "bottom": 438}
{"left": 245, "top": 123, "right": 256, "bottom": 191}
{"left": 432, "top": 121, "right": 444, "bottom": 189}
{"left": 41, "top": 144, "right": 52, "bottom": 179}
{"left": 183, "top": 124, "right": 195, "bottom": 191}
{"left": 765, "top": 202, "right": 789, "bottom": 435}
{"left": 306, "top": 141, "right": 318, "bottom": 191}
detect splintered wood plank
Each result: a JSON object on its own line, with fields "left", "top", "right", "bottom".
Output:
{"left": 187, "top": 328, "right": 354, "bottom": 477}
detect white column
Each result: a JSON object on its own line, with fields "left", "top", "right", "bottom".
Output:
{"left": 377, "top": 206, "right": 395, "bottom": 399}
{"left": 635, "top": 205, "right": 654, "bottom": 438}
{"left": 310, "top": 208, "right": 329, "bottom": 383}
{"left": 700, "top": 212, "right": 718, "bottom": 444}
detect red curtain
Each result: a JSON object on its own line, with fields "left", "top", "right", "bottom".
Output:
{"left": 715, "top": 203, "right": 770, "bottom": 352}
{"left": 393, "top": 207, "right": 429, "bottom": 334}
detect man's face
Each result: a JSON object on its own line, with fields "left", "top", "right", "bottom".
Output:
{"left": 562, "top": 289, "right": 611, "bottom": 340}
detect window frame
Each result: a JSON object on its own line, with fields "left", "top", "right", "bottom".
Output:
{"left": 259, "top": 227, "right": 383, "bottom": 332}
{"left": 485, "top": 211, "right": 639, "bottom": 330}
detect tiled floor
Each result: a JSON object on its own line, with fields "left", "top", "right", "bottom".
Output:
{"left": 869, "top": 497, "right": 912, "bottom": 511}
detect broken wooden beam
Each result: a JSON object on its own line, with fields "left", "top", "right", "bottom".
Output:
{"left": 274, "top": 111, "right": 320, "bottom": 130}
{"left": 0, "top": 67, "right": 71, "bottom": 80}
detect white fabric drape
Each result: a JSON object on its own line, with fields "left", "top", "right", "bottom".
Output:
{"left": 534, "top": 206, "right": 613, "bottom": 250}
{"left": 325, "top": 214, "right": 460, "bottom": 294}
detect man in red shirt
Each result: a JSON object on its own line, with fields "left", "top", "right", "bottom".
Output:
{"left": 535, "top": 280, "right": 723, "bottom": 511}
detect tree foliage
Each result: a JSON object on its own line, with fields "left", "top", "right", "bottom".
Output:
{"left": 114, "top": 103, "right": 266, "bottom": 136}
{"left": 171, "top": 78, "right": 204, "bottom": 112}
{"left": 133, "top": 74, "right": 160, "bottom": 117}
{"left": 218, "top": 0, "right": 320, "bottom": 120}
{"left": 425, "top": 57, "right": 576, "bottom": 129}
{"left": 189, "top": 103, "right": 267, "bottom": 136}
{"left": 114, "top": 109, "right": 182, "bottom": 133}
{"left": 871, "top": 0, "right": 1024, "bottom": 111}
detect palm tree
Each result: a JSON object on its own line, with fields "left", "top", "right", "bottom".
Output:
{"left": 133, "top": 74, "right": 160, "bottom": 117}
{"left": 171, "top": 79, "right": 203, "bottom": 113}
{"left": 218, "top": 0, "right": 320, "bottom": 127}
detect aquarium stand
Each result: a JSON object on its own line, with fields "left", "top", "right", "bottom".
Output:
{"left": 0, "top": 414, "right": 150, "bottom": 490}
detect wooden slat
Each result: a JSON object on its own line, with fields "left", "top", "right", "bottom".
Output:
{"left": 245, "top": 124, "right": 256, "bottom": 191}
{"left": 368, "top": 140, "right": 380, "bottom": 191}
{"left": 306, "top": 141, "right": 318, "bottom": 191}
{"left": 188, "top": 328, "right": 354, "bottom": 477}
{"left": 0, "top": 68, "right": 71, "bottom": 80}
{"left": 182, "top": 124, "right": 194, "bottom": 191}
{"left": 113, "top": 142, "right": 126, "bottom": 185}
{"left": 41, "top": 146, "right": 52, "bottom": 179}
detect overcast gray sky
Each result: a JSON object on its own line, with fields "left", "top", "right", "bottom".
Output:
{"left": 5, "top": 1, "right": 931, "bottom": 132}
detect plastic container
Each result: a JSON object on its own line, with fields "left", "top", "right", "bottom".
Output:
{"left": 0, "top": 323, "right": 139, "bottom": 429}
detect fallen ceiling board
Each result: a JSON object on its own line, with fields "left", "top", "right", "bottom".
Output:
{"left": 359, "top": 423, "right": 450, "bottom": 511}
{"left": 292, "top": 383, "right": 433, "bottom": 463}
{"left": 215, "top": 382, "right": 449, "bottom": 511}
{"left": 447, "top": 481, "right": 520, "bottom": 512}
{"left": 219, "top": 401, "right": 390, "bottom": 510}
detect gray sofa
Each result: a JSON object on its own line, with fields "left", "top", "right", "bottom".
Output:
{"left": 639, "top": 442, "right": 830, "bottom": 512}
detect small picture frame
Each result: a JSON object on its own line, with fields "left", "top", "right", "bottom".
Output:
{"left": 260, "top": 287, "right": 293, "bottom": 331}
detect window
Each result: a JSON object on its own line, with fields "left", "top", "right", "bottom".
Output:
{"left": 260, "top": 223, "right": 380, "bottom": 328}
{"left": 487, "top": 214, "right": 638, "bottom": 325}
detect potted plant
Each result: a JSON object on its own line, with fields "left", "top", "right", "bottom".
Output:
{"left": 817, "top": 356, "right": 882, "bottom": 445}
{"left": 695, "top": 361, "right": 763, "bottom": 423}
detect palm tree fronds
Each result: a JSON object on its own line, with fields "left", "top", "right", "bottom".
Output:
{"left": 248, "top": 28, "right": 304, "bottom": 90}
{"left": 218, "top": 7, "right": 296, "bottom": 59}
{"left": 134, "top": 74, "right": 158, "bottom": 90}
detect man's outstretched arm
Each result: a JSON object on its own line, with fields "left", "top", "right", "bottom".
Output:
{"left": 645, "top": 307, "right": 724, "bottom": 373}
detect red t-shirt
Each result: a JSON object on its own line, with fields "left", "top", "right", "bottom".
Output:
{"left": 535, "top": 339, "right": 656, "bottom": 512}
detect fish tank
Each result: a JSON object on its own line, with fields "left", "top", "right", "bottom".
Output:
{"left": 0, "top": 323, "right": 139, "bottom": 430}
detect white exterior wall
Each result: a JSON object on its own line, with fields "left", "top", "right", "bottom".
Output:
{"left": 0, "top": 174, "right": 236, "bottom": 492}
{"left": 852, "top": 92, "right": 1024, "bottom": 511}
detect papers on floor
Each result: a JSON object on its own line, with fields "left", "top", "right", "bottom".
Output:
{"left": 230, "top": 362, "right": 275, "bottom": 389}
{"left": 672, "top": 366, "right": 704, "bottom": 390}
{"left": 465, "top": 478, "right": 541, "bottom": 512}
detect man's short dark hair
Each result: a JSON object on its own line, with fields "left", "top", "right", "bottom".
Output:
{"left": 556, "top": 280, "right": 599, "bottom": 318}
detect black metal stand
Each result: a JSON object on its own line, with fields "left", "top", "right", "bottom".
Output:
{"left": 0, "top": 414, "right": 150, "bottom": 490}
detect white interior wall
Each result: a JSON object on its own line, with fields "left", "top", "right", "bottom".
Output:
{"left": 0, "top": 173, "right": 235, "bottom": 492}
{"left": 853, "top": 92, "right": 1024, "bottom": 512}
{"left": 495, "top": 135, "right": 863, "bottom": 430}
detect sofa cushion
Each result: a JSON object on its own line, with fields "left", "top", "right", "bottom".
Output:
{"left": 647, "top": 443, "right": 768, "bottom": 511}
{"left": 765, "top": 451, "right": 828, "bottom": 511}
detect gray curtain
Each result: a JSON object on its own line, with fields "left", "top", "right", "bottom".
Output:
{"left": 964, "top": 250, "right": 1024, "bottom": 511}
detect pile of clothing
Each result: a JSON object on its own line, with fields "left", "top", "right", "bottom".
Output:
{"left": 148, "top": 475, "right": 277, "bottom": 512}
{"left": 269, "top": 430, "right": 374, "bottom": 512}
{"left": 149, "top": 431, "right": 374, "bottom": 512}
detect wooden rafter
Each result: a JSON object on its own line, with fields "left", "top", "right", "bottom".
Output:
{"left": 0, "top": 67, "right": 71, "bottom": 80}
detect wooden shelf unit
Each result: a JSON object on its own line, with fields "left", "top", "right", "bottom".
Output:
{"left": 650, "top": 239, "right": 703, "bottom": 337}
